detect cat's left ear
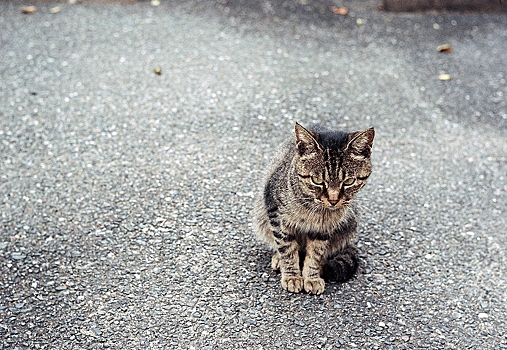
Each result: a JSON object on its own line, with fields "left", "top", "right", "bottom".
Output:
{"left": 294, "top": 123, "right": 322, "bottom": 157}
{"left": 345, "top": 128, "right": 375, "bottom": 157}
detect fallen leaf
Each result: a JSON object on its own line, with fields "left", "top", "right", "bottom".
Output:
{"left": 21, "top": 6, "right": 37, "bottom": 14}
{"left": 437, "top": 44, "right": 452, "bottom": 53}
{"left": 438, "top": 74, "right": 451, "bottom": 81}
{"left": 331, "top": 6, "right": 348, "bottom": 15}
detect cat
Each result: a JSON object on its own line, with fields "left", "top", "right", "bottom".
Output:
{"left": 253, "top": 123, "right": 374, "bottom": 294}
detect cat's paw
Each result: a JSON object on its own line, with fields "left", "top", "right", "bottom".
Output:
{"left": 281, "top": 275, "right": 304, "bottom": 293}
{"left": 271, "top": 253, "right": 280, "bottom": 271}
{"left": 304, "top": 277, "right": 325, "bottom": 295}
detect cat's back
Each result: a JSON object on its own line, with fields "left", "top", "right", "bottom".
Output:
{"left": 265, "top": 135, "right": 296, "bottom": 178}
{"left": 252, "top": 134, "right": 295, "bottom": 246}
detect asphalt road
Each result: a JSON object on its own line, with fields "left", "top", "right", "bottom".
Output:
{"left": 1, "top": 1, "right": 507, "bottom": 349}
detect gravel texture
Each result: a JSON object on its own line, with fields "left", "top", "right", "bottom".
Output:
{"left": 1, "top": 0, "right": 507, "bottom": 349}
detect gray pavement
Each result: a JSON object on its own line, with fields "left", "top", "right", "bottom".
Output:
{"left": 1, "top": 1, "right": 507, "bottom": 349}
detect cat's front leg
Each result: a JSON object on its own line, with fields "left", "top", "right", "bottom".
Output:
{"left": 271, "top": 252, "right": 280, "bottom": 271}
{"left": 302, "top": 237, "right": 328, "bottom": 295}
{"left": 274, "top": 232, "right": 303, "bottom": 293}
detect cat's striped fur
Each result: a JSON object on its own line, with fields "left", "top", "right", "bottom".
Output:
{"left": 254, "top": 123, "right": 374, "bottom": 294}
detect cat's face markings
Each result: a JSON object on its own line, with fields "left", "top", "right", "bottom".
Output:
{"left": 296, "top": 149, "right": 349, "bottom": 208}
{"left": 294, "top": 124, "right": 374, "bottom": 209}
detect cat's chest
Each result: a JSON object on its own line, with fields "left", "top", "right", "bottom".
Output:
{"left": 280, "top": 206, "right": 346, "bottom": 234}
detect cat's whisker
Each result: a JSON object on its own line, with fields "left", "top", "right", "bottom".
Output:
{"left": 283, "top": 197, "right": 315, "bottom": 207}
{"left": 351, "top": 202, "right": 374, "bottom": 215}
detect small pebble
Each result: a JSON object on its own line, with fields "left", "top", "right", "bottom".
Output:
{"left": 11, "top": 252, "right": 26, "bottom": 260}
{"left": 91, "top": 327, "right": 102, "bottom": 336}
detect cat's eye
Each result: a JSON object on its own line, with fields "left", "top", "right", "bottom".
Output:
{"left": 343, "top": 178, "right": 356, "bottom": 186}
{"left": 311, "top": 177, "right": 324, "bottom": 186}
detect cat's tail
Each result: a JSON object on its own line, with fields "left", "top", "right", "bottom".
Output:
{"left": 322, "top": 245, "right": 359, "bottom": 282}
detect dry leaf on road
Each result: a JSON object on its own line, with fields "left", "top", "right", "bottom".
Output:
{"left": 438, "top": 74, "right": 452, "bottom": 81}
{"left": 437, "top": 44, "right": 452, "bottom": 53}
{"left": 21, "top": 6, "right": 37, "bottom": 14}
{"left": 331, "top": 7, "right": 349, "bottom": 15}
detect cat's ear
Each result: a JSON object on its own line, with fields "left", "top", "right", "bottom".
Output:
{"left": 344, "top": 128, "right": 375, "bottom": 157}
{"left": 294, "top": 123, "right": 322, "bottom": 156}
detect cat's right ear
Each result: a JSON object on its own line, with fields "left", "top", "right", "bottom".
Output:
{"left": 295, "top": 123, "right": 321, "bottom": 157}
{"left": 344, "top": 127, "right": 375, "bottom": 157}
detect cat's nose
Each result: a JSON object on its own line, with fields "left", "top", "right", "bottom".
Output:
{"left": 328, "top": 189, "right": 340, "bottom": 206}
{"left": 328, "top": 199, "right": 339, "bottom": 206}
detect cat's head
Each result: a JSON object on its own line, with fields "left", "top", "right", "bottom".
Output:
{"left": 294, "top": 123, "right": 374, "bottom": 209}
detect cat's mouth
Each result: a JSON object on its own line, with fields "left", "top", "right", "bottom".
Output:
{"left": 314, "top": 198, "right": 347, "bottom": 209}
{"left": 314, "top": 198, "right": 351, "bottom": 210}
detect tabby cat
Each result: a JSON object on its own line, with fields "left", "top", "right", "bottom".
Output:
{"left": 254, "top": 123, "right": 374, "bottom": 294}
